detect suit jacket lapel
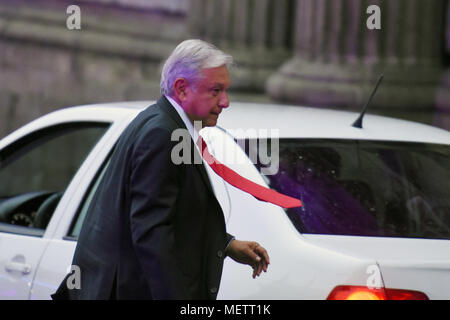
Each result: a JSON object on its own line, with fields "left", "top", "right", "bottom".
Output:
{"left": 157, "top": 96, "right": 215, "bottom": 197}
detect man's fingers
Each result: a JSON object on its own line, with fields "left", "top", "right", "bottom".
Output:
{"left": 250, "top": 253, "right": 262, "bottom": 279}
{"left": 254, "top": 245, "right": 270, "bottom": 265}
{"left": 257, "top": 262, "right": 263, "bottom": 276}
{"left": 252, "top": 263, "right": 260, "bottom": 278}
{"left": 248, "top": 246, "right": 261, "bottom": 264}
{"left": 252, "top": 244, "right": 270, "bottom": 273}
{"left": 241, "top": 241, "right": 270, "bottom": 279}
{"left": 252, "top": 261, "right": 263, "bottom": 279}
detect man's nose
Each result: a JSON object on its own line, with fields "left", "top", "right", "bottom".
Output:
{"left": 219, "top": 92, "right": 230, "bottom": 109}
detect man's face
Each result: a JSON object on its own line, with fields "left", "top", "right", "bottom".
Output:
{"left": 183, "top": 65, "right": 231, "bottom": 127}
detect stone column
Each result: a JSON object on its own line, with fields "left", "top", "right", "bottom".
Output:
{"left": 267, "top": 0, "right": 447, "bottom": 110}
{"left": 188, "top": 0, "right": 296, "bottom": 93}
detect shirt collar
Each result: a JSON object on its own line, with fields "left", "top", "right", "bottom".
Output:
{"left": 165, "top": 95, "right": 200, "bottom": 144}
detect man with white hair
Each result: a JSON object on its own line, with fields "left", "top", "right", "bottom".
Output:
{"left": 52, "top": 39, "right": 269, "bottom": 300}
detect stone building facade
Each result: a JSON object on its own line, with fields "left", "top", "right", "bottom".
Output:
{"left": 1, "top": 0, "right": 449, "bottom": 139}
{"left": 0, "top": 0, "right": 187, "bottom": 137}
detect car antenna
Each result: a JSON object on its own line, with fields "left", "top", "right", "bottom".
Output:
{"left": 352, "top": 74, "right": 384, "bottom": 129}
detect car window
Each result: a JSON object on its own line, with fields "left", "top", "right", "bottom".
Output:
{"left": 240, "top": 138, "right": 450, "bottom": 240}
{"left": 68, "top": 154, "right": 112, "bottom": 240}
{"left": 0, "top": 123, "right": 109, "bottom": 235}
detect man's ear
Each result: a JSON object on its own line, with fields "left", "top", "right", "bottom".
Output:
{"left": 173, "top": 78, "right": 189, "bottom": 102}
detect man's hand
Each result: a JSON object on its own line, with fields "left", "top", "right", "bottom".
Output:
{"left": 225, "top": 240, "right": 270, "bottom": 279}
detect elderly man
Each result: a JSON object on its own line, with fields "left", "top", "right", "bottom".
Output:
{"left": 52, "top": 39, "right": 269, "bottom": 300}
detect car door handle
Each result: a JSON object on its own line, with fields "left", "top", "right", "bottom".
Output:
{"left": 5, "top": 261, "right": 32, "bottom": 274}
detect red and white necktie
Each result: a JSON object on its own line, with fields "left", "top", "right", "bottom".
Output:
{"left": 197, "top": 136, "right": 302, "bottom": 209}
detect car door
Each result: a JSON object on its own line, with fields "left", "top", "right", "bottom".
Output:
{"left": 0, "top": 122, "right": 110, "bottom": 299}
{"left": 30, "top": 113, "right": 134, "bottom": 299}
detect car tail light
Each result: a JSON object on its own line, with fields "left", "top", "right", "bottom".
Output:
{"left": 384, "top": 288, "right": 429, "bottom": 300}
{"left": 327, "top": 286, "right": 429, "bottom": 300}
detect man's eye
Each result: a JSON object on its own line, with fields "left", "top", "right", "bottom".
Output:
{"left": 211, "top": 88, "right": 221, "bottom": 95}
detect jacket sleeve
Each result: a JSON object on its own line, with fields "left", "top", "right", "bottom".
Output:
{"left": 129, "top": 125, "right": 188, "bottom": 299}
{"left": 225, "top": 233, "right": 235, "bottom": 248}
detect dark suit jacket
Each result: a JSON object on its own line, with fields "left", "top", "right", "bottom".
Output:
{"left": 52, "top": 96, "right": 233, "bottom": 300}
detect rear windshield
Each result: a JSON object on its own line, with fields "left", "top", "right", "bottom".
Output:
{"left": 241, "top": 139, "right": 450, "bottom": 240}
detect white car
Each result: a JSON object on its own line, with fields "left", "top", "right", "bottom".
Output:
{"left": 0, "top": 101, "right": 449, "bottom": 300}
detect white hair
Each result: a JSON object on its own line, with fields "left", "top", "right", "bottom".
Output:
{"left": 160, "top": 39, "right": 233, "bottom": 97}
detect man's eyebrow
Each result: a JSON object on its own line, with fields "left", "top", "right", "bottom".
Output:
{"left": 209, "top": 83, "right": 225, "bottom": 89}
